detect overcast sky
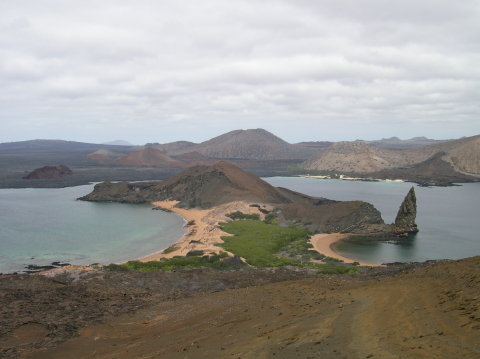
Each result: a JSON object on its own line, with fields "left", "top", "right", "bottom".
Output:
{"left": 1, "top": 0, "right": 479, "bottom": 144}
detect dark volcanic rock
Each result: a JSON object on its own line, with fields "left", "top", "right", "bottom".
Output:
{"left": 278, "top": 187, "right": 386, "bottom": 233}
{"left": 23, "top": 165, "right": 73, "bottom": 179}
{"left": 392, "top": 186, "right": 418, "bottom": 236}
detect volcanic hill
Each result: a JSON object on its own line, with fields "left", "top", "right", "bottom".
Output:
{"left": 302, "top": 141, "right": 408, "bottom": 173}
{"left": 23, "top": 165, "right": 73, "bottom": 180}
{"left": 178, "top": 128, "right": 318, "bottom": 160}
{"left": 80, "top": 161, "right": 292, "bottom": 207}
{"left": 80, "top": 161, "right": 415, "bottom": 235}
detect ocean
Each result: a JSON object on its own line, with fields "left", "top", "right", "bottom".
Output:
{"left": 0, "top": 184, "right": 185, "bottom": 273}
{"left": 265, "top": 177, "right": 480, "bottom": 263}
{"left": 1, "top": 179, "right": 479, "bottom": 272}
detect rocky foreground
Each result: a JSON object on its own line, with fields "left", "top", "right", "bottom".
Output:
{"left": 0, "top": 257, "right": 478, "bottom": 358}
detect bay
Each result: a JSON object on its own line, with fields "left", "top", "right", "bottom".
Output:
{"left": 1, "top": 178, "right": 479, "bottom": 273}
{"left": 0, "top": 184, "right": 186, "bottom": 273}
{"left": 265, "top": 177, "right": 480, "bottom": 264}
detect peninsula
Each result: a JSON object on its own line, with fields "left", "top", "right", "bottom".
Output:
{"left": 80, "top": 161, "right": 418, "bottom": 265}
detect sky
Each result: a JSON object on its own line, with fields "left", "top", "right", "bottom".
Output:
{"left": 1, "top": 0, "right": 479, "bottom": 145}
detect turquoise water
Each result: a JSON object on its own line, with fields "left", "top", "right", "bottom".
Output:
{"left": 265, "top": 177, "right": 480, "bottom": 264}
{"left": 1, "top": 179, "right": 479, "bottom": 272}
{"left": 0, "top": 184, "right": 186, "bottom": 273}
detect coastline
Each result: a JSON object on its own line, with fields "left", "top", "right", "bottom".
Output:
{"left": 140, "top": 201, "right": 382, "bottom": 267}
{"left": 310, "top": 233, "right": 384, "bottom": 267}
{"left": 298, "top": 174, "right": 405, "bottom": 183}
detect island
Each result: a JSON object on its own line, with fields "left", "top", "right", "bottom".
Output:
{"left": 79, "top": 161, "right": 418, "bottom": 266}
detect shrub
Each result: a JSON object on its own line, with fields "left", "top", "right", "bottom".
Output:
{"left": 263, "top": 212, "right": 278, "bottom": 225}
{"left": 225, "top": 211, "right": 260, "bottom": 221}
{"left": 106, "top": 253, "right": 231, "bottom": 272}
{"left": 162, "top": 245, "right": 179, "bottom": 254}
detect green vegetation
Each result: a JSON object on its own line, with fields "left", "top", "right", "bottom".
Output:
{"left": 186, "top": 250, "right": 204, "bottom": 256}
{"left": 106, "top": 252, "right": 231, "bottom": 271}
{"left": 219, "top": 219, "right": 357, "bottom": 274}
{"left": 263, "top": 212, "right": 279, "bottom": 225}
{"left": 162, "top": 245, "right": 179, "bottom": 254}
{"left": 187, "top": 220, "right": 196, "bottom": 226}
{"left": 226, "top": 211, "right": 260, "bottom": 220}
{"left": 107, "top": 217, "right": 356, "bottom": 274}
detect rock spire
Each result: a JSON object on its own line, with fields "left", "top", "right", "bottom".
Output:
{"left": 393, "top": 186, "right": 418, "bottom": 237}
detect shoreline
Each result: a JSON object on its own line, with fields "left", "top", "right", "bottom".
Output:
{"left": 297, "top": 174, "right": 405, "bottom": 183}
{"left": 310, "top": 233, "right": 384, "bottom": 267}
{"left": 141, "top": 201, "right": 383, "bottom": 267}
{"left": 140, "top": 201, "right": 270, "bottom": 262}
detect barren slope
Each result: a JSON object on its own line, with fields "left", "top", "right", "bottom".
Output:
{"left": 26, "top": 256, "right": 480, "bottom": 359}
{"left": 303, "top": 141, "right": 408, "bottom": 173}
{"left": 113, "top": 147, "right": 183, "bottom": 167}
{"left": 402, "top": 134, "right": 480, "bottom": 175}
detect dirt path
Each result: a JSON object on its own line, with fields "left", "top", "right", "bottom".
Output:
{"left": 27, "top": 257, "right": 480, "bottom": 359}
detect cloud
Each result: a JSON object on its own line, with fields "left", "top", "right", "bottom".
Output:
{"left": 0, "top": 0, "right": 479, "bottom": 143}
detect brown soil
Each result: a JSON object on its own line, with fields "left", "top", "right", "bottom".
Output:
{"left": 2, "top": 257, "right": 478, "bottom": 358}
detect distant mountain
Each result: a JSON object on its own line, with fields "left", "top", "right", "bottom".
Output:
{"left": 407, "top": 134, "right": 480, "bottom": 175}
{"left": 446, "top": 135, "right": 480, "bottom": 174}
{"left": 113, "top": 148, "right": 182, "bottom": 167}
{"left": 150, "top": 141, "right": 197, "bottom": 154}
{"left": 370, "top": 152, "right": 477, "bottom": 186}
{"left": 303, "top": 141, "right": 408, "bottom": 173}
{"left": 0, "top": 139, "right": 135, "bottom": 168}
{"left": 87, "top": 149, "right": 122, "bottom": 162}
{"left": 102, "top": 140, "right": 133, "bottom": 146}
{"left": 302, "top": 135, "right": 480, "bottom": 183}
{"left": 181, "top": 129, "right": 318, "bottom": 160}
{"left": 368, "top": 137, "right": 449, "bottom": 150}
{"left": 294, "top": 141, "right": 334, "bottom": 150}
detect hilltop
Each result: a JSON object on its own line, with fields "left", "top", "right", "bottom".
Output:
{"left": 179, "top": 129, "right": 318, "bottom": 160}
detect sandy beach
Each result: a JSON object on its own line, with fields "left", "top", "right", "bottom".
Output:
{"left": 141, "top": 201, "right": 381, "bottom": 267}
{"left": 310, "top": 233, "right": 384, "bottom": 267}
{"left": 140, "top": 201, "right": 271, "bottom": 261}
